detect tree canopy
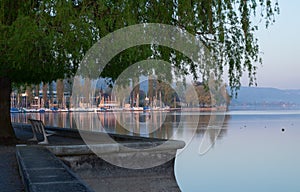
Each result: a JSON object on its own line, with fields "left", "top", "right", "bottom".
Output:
{"left": 0, "top": 0, "right": 279, "bottom": 140}
{"left": 1, "top": 0, "right": 279, "bottom": 87}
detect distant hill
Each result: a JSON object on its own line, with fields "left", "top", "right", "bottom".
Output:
{"left": 229, "top": 87, "right": 300, "bottom": 110}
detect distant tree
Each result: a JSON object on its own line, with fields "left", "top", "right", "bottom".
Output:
{"left": 0, "top": 0, "right": 279, "bottom": 141}
{"left": 186, "top": 84, "right": 199, "bottom": 107}
{"left": 185, "top": 82, "right": 211, "bottom": 107}
{"left": 197, "top": 84, "right": 212, "bottom": 107}
{"left": 153, "top": 80, "right": 177, "bottom": 108}
{"left": 185, "top": 81, "right": 230, "bottom": 108}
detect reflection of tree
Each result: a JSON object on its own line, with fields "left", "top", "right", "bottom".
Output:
{"left": 96, "top": 112, "right": 180, "bottom": 140}
{"left": 150, "top": 113, "right": 180, "bottom": 139}
{"left": 197, "top": 115, "right": 230, "bottom": 143}
{"left": 92, "top": 112, "right": 230, "bottom": 144}
{"left": 185, "top": 114, "right": 230, "bottom": 142}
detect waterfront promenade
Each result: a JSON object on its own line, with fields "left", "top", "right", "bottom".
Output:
{"left": 0, "top": 124, "right": 183, "bottom": 192}
{"left": 0, "top": 126, "right": 85, "bottom": 192}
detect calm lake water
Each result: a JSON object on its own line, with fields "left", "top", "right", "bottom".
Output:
{"left": 12, "top": 110, "right": 300, "bottom": 192}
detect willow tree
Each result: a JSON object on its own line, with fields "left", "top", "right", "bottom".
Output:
{"left": 0, "top": 0, "right": 279, "bottom": 141}
{"left": 0, "top": 1, "right": 95, "bottom": 141}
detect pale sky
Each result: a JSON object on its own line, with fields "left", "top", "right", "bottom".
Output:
{"left": 240, "top": 1, "right": 300, "bottom": 89}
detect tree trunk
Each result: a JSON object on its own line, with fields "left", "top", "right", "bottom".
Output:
{"left": 34, "top": 84, "right": 40, "bottom": 108}
{"left": 26, "top": 85, "right": 32, "bottom": 108}
{"left": 42, "top": 82, "right": 48, "bottom": 108}
{"left": 0, "top": 76, "right": 16, "bottom": 141}
{"left": 132, "top": 78, "right": 139, "bottom": 107}
{"left": 49, "top": 82, "right": 54, "bottom": 106}
{"left": 148, "top": 77, "right": 153, "bottom": 106}
{"left": 56, "top": 79, "right": 64, "bottom": 108}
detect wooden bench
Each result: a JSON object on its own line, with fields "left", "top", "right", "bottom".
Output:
{"left": 28, "top": 119, "right": 53, "bottom": 144}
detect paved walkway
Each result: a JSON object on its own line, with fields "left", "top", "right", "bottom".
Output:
{"left": 0, "top": 125, "right": 85, "bottom": 192}
{"left": 0, "top": 125, "right": 183, "bottom": 192}
{"left": 0, "top": 145, "right": 24, "bottom": 192}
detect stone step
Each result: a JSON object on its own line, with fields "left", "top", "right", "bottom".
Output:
{"left": 16, "top": 145, "right": 94, "bottom": 192}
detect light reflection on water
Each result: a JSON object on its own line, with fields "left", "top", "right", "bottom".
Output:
{"left": 11, "top": 111, "right": 228, "bottom": 141}
{"left": 11, "top": 110, "right": 300, "bottom": 191}
{"left": 175, "top": 111, "right": 300, "bottom": 192}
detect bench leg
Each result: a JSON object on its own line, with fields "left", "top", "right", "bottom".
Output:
{"left": 39, "top": 129, "right": 49, "bottom": 145}
{"left": 28, "top": 131, "right": 38, "bottom": 142}
{"left": 38, "top": 139, "right": 49, "bottom": 145}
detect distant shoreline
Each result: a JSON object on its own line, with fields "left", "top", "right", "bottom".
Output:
{"left": 10, "top": 106, "right": 228, "bottom": 113}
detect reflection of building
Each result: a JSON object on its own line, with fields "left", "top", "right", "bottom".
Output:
{"left": 98, "top": 112, "right": 116, "bottom": 130}
{"left": 11, "top": 112, "right": 229, "bottom": 144}
{"left": 96, "top": 112, "right": 180, "bottom": 139}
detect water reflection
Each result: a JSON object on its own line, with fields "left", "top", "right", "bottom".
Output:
{"left": 11, "top": 112, "right": 229, "bottom": 142}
